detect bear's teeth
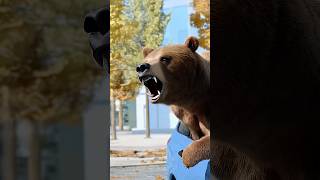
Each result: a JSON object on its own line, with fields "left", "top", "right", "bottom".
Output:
{"left": 154, "top": 77, "right": 157, "bottom": 83}
{"left": 157, "top": 90, "right": 161, "bottom": 95}
{"left": 152, "top": 94, "right": 160, "bottom": 100}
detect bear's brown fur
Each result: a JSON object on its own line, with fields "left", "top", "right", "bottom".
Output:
{"left": 170, "top": 105, "right": 204, "bottom": 140}
{"left": 137, "top": 36, "right": 210, "bottom": 168}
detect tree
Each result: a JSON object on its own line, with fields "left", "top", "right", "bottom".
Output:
{"left": 0, "top": 0, "right": 105, "bottom": 179}
{"left": 110, "top": 0, "right": 141, "bottom": 134}
{"left": 190, "top": 0, "right": 210, "bottom": 50}
{"left": 0, "top": 86, "right": 15, "bottom": 180}
{"left": 110, "top": 0, "right": 124, "bottom": 137}
{"left": 129, "top": 0, "right": 170, "bottom": 137}
{"left": 0, "top": 5, "right": 40, "bottom": 180}
{"left": 110, "top": 0, "right": 141, "bottom": 101}
{"left": 110, "top": 97, "right": 116, "bottom": 139}
{"left": 118, "top": 100, "right": 124, "bottom": 130}
{"left": 111, "top": 0, "right": 169, "bottom": 137}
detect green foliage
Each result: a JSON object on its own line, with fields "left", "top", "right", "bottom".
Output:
{"left": 110, "top": 0, "right": 170, "bottom": 101}
{"left": 190, "top": 0, "right": 210, "bottom": 50}
{"left": 127, "top": 0, "right": 170, "bottom": 48}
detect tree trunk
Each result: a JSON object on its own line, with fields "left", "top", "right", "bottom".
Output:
{"left": 1, "top": 86, "right": 16, "bottom": 180}
{"left": 110, "top": 97, "right": 117, "bottom": 140}
{"left": 28, "top": 120, "right": 41, "bottom": 180}
{"left": 145, "top": 87, "right": 150, "bottom": 138}
{"left": 118, "top": 100, "right": 123, "bottom": 131}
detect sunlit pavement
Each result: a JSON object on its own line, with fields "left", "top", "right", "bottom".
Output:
{"left": 110, "top": 131, "right": 170, "bottom": 179}
{"left": 110, "top": 131, "right": 170, "bottom": 167}
{"left": 110, "top": 131, "right": 171, "bottom": 151}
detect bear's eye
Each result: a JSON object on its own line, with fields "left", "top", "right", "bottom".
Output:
{"left": 160, "top": 57, "right": 171, "bottom": 64}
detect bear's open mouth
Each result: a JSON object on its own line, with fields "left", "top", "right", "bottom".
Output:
{"left": 140, "top": 75, "right": 163, "bottom": 102}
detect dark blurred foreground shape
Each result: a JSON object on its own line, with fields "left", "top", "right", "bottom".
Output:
{"left": 84, "top": 7, "right": 110, "bottom": 72}
{"left": 212, "top": 0, "right": 320, "bottom": 179}
{"left": 83, "top": 5, "right": 110, "bottom": 180}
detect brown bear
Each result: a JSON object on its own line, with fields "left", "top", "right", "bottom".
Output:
{"left": 212, "top": 0, "right": 320, "bottom": 179}
{"left": 136, "top": 36, "right": 210, "bottom": 168}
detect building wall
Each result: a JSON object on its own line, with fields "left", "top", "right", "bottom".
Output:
{"left": 83, "top": 81, "right": 108, "bottom": 180}
{"left": 134, "top": 88, "right": 178, "bottom": 131}
{"left": 163, "top": 0, "right": 195, "bottom": 44}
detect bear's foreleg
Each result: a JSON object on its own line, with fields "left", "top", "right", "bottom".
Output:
{"left": 182, "top": 135, "right": 210, "bottom": 168}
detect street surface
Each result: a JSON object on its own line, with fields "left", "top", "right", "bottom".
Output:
{"left": 110, "top": 131, "right": 170, "bottom": 180}
{"left": 110, "top": 164, "right": 166, "bottom": 180}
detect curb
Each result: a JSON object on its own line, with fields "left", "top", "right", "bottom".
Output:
{"left": 110, "top": 162, "right": 166, "bottom": 168}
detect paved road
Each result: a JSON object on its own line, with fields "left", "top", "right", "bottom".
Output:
{"left": 110, "top": 164, "right": 166, "bottom": 180}
{"left": 110, "top": 131, "right": 171, "bottom": 151}
{"left": 110, "top": 131, "right": 169, "bottom": 179}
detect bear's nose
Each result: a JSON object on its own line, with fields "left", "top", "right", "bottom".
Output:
{"left": 136, "top": 63, "right": 151, "bottom": 73}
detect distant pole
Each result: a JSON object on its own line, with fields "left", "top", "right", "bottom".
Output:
{"left": 118, "top": 100, "right": 123, "bottom": 131}
{"left": 110, "top": 97, "right": 117, "bottom": 140}
{"left": 28, "top": 121, "right": 40, "bottom": 180}
{"left": 1, "top": 86, "right": 16, "bottom": 180}
{"left": 145, "top": 87, "right": 150, "bottom": 138}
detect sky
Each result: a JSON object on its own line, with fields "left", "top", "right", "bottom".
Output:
{"left": 163, "top": 0, "right": 205, "bottom": 52}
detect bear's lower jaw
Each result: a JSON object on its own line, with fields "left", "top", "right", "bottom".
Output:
{"left": 151, "top": 92, "right": 161, "bottom": 102}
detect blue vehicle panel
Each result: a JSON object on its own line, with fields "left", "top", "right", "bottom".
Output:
{"left": 167, "top": 122, "right": 211, "bottom": 180}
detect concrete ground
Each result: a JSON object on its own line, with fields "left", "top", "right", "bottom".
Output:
{"left": 110, "top": 131, "right": 171, "bottom": 151}
{"left": 110, "top": 164, "right": 166, "bottom": 180}
{"left": 110, "top": 131, "right": 171, "bottom": 179}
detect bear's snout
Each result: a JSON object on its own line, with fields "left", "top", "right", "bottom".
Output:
{"left": 136, "top": 63, "right": 151, "bottom": 74}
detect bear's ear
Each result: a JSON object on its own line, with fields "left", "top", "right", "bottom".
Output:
{"left": 184, "top": 36, "right": 199, "bottom": 52}
{"left": 142, "top": 47, "right": 154, "bottom": 58}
